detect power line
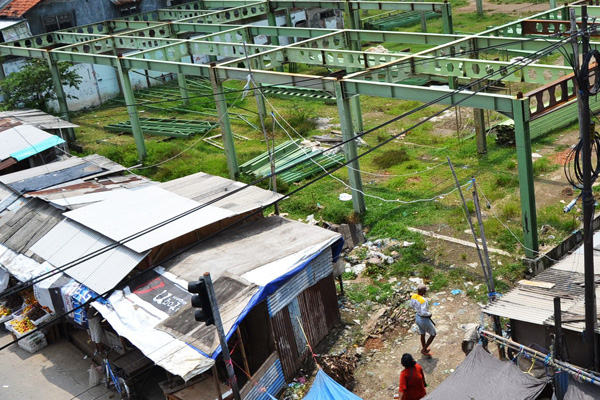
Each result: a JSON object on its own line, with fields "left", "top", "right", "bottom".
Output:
{"left": 1, "top": 32, "right": 573, "bottom": 301}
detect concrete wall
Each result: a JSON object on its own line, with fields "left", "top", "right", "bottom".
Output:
{"left": 23, "top": 0, "right": 169, "bottom": 36}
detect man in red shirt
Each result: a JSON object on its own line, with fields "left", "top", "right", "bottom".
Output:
{"left": 399, "top": 353, "right": 427, "bottom": 400}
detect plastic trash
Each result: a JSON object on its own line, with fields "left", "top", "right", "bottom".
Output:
{"left": 451, "top": 289, "right": 463, "bottom": 295}
{"left": 339, "top": 193, "right": 352, "bottom": 201}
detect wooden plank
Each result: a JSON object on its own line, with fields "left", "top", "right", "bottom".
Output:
{"left": 518, "top": 279, "right": 555, "bottom": 289}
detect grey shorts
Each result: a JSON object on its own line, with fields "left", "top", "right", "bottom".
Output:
{"left": 416, "top": 314, "right": 436, "bottom": 336}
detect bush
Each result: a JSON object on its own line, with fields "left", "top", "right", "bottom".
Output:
{"left": 372, "top": 149, "right": 410, "bottom": 169}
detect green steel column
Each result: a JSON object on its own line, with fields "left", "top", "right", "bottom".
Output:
{"left": 442, "top": 2, "right": 454, "bottom": 34}
{"left": 267, "top": 7, "right": 280, "bottom": 46}
{"left": 420, "top": 12, "right": 428, "bottom": 33}
{"left": 513, "top": 97, "right": 538, "bottom": 258}
{"left": 345, "top": 10, "right": 365, "bottom": 134}
{"left": 475, "top": 0, "right": 483, "bottom": 16}
{"left": 46, "top": 56, "right": 75, "bottom": 141}
{"left": 334, "top": 80, "right": 366, "bottom": 214}
{"left": 549, "top": 0, "right": 557, "bottom": 9}
{"left": 177, "top": 73, "right": 189, "bottom": 105}
{"left": 116, "top": 60, "right": 147, "bottom": 160}
{"left": 473, "top": 84, "right": 487, "bottom": 154}
{"left": 209, "top": 65, "right": 239, "bottom": 179}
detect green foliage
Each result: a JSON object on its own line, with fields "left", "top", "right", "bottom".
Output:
{"left": 0, "top": 59, "right": 82, "bottom": 113}
{"left": 286, "top": 106, "right": 317, "bottom": 135}
{"left": 342, "top": 271, "right": 357, "bottom": 280}
{"left": 372, "top": 149, "right": 410, "bottom": 169}
{"left": 345, "top": 281, "right": 394, "bottom": 304}
{"left": 429, "top": 272, "right": 448, "bottom": 291}
{"left": 494, "top": 173, "right": 519, "bottom": 188}
{"left": 532, "top": 157, "right": 558, "bottom": 176}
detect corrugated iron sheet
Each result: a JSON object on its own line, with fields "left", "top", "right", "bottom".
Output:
{"left": 320, "top": 274, "right": 341, "bottom": 330}
{"left": 6, "top": 162, "right": 104, "bottom": 194}
{"left": 64, "top": 186, "right": 234, "bottom": 253}
{"left": 243, "top": 358, "right": 286, "bottom": 400}
{"left": 298, "top": 284, "right": 328, "bottom": 353}
{"left": 29, "top": 219, "right": 148, "bottom": 294}
{"left": 0, "top": 197, "right": 62, "bottom": 253}
{"left": 271, "top": 306, "right": 302, "bottom": 381}
{"left": 159, "top": 172, "right": 282, "bottom": 214}
{"left": 0, "top": 110, "right": 78, "bottom": 130}
{"left": 267, "top": 249, "right": 333, "bottom": 316}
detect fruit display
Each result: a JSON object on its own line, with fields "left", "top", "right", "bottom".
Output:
{"left": 26, "top": 304, "right": 46, "bottom": 322}
{"left": 10, "top": 317, "right": 35, "bottom": 334}
{"left": 22, "top": 289, "right": 35, "bottom": 305}
{"left": 5, "top": 293, "right": 23, "bottom": 311}
{"left": 0, "top": 305, "right": 11, "bottom": 317}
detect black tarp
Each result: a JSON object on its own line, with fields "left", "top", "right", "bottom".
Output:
{"left": 424, "top": 345, "right": 546, "bottom": 400}
{"left": 564, "top": 376, "right": 600, "bottom": 400}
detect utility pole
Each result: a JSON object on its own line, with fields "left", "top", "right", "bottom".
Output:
{"left": 570, "top": 6, "right": 599, "bottom": 371}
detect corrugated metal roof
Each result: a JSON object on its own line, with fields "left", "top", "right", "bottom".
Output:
{"left": 559, "top": 288, "right": 600, "bottom": 332}
{"left": 6, "top": 162, "right": 104, "bottom": 194}
{"left": 29, "top": 219, "right": 148, "bottom": 294}
{"left": 159, "top": 172, "right": 282, "bottom": 214}
{"left": 64, "top": 186, "right": 235, "bottom": 253}
{"left": 0, "top": 0, "right": 42, "bottom": 18}
{"left": 0, "top": 154, "right": 126, "bottom": 186}
{"left": 0, "top": 197, "right": 62, "bottom": 254}
{"left": 0, "top": 110, "right": 78, "bottom": 130}
{"left": 0, "top": 19, "right": 22, "bottom": 30}
{"left": 0, "top": 125, "right": 64, "bottom": 162}
{"left": 484, "top": 231, "right": 600, "bottom": 334}
{"left": 27, "top": 176, "right": 154, "bottom": 209}
{"left": 165, "top": 216, "right": 342, "bottom": 283}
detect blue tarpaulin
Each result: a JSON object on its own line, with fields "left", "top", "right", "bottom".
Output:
{"left": 303, "top": 370, "right": 365, "bottom": 400}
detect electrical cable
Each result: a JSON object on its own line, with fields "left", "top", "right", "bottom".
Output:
{"left": 0, "top": 32, "right": 574, "bottom": 301}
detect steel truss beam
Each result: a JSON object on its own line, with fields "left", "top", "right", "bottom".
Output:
{"left": 1, "top": 1, "right": 585, "bottom": 257}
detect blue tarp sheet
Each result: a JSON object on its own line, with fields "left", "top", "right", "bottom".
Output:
{"left": 303, "top": 370, "right": 365, "bottom": 400}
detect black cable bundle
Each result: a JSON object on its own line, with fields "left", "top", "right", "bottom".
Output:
{"left": 563, "top": 130, "right": 600, "bottom": 189}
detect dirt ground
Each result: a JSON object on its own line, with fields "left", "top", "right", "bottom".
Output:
{"left": 455, "top": 0, "right": 549, "bottom": 15}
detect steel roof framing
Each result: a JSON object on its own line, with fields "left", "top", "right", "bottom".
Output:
{"left": 0, "top": 0, "right": 590, "bottom": 258}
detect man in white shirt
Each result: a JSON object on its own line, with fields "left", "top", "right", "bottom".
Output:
{"left": 410, "top": 284, "right": 436, "bottom": 357}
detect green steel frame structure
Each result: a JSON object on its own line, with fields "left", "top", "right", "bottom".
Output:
{"left": 0, "top": 0, "right": 593, "bottom": 257}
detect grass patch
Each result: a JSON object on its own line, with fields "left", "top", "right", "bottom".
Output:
{"left": 372, "top": 149, "right": 410, "bottom": 169}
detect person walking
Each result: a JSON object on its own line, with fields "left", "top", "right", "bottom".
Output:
{"left": 399, "top": 353, "right": 427, "bottom": 400}
{"left": 410, "top": 284, "right": 436, "bottom": 357}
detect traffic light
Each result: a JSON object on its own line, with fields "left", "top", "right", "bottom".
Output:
{"left": 188, "top": 277, "right": 214, "bottom": 326}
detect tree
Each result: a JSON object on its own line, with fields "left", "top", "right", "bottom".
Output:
{"left": 0, "top": 58, "right": 82, "bottom": 113}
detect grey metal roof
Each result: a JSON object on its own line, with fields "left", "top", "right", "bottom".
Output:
{"left": 63, "top": 186, "right": 235, "bottom": 253}
{"left": 0, "top": 109, "right": 78, "bottom": 130}
{"left": 6, "top": 162, "right": 104, "bottom": 194}
{"left": 0, "top": 197, "right": 63, "bottom": 254}
{"left": 0, "top": 124, "right": 61, "bottom": 161}
{"left": 158, "top": 172, "right": 282, "bottom": 213}
{"left": 165, "top": 215, "right": 342, "bottom": 283}
{"left": 29, "top": 219, "right": 148, "bottom": 294}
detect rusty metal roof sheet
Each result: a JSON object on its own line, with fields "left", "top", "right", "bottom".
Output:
{"left": 27, "top": 175, "right": 154, "bottom": 209}
{"left": 158, "top": 172, "right": 282, "bottom": 214}
{"left": 0, "top": 0, "right": 42, "bottom": 18}
{"left": 0, "top": 109, "right": 78, "bottom": 130}
{"left": 29, "top": 219, "right": 148, "bottom": 294}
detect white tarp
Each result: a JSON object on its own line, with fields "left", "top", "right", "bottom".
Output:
{"left": 32, "top": 262, "right": 64, "bottom": 313}
{"left": 0, "top": 265, "right": 9, "bottom": 292}
{"left": 92, "top": 273, "right": 214, "bottom": 381}
{"left": 0, "top": 244, "right": 40, "bottom": 282}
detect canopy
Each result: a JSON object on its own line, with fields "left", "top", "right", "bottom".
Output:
{"left": 424, "top": 345, "right": 546, "bottom": 400}
{"left": 303, "top": 370, "right": 364, "bottom": 400}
